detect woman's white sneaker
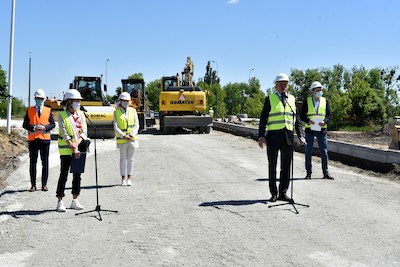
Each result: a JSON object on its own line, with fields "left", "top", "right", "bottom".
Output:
{"left": 70, "top": 199, "right": 83, "bottom": 210}
{"left": 121, "top": 179, "right": 127, "bottom": 186}
{"left": 127, "top": 179, "right": 132, "bottom": 186}
{"left": 57, "top": 200, "right": 66, "bottom": 212}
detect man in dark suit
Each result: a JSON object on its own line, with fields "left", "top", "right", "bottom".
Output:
{"left": 258, "top": 73, "right": 305, "bottom": 202}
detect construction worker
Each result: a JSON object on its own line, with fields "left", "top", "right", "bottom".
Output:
{"left": 113, "top": 92, "right": 140, "bottom": 186}
{"left": 300, "top": 81, "right": 334, "bottom": 180}
{"left": 209, "top": 107, "right": 214, "bottom": 117}
{"left": 56, "top": 89, "right": 88, "bottom": 212}
{"left": 23, "top": 89, "right": 55, "bottom": 192}
{"left": 258, "top": 73, "right": 306, "bottom": 202}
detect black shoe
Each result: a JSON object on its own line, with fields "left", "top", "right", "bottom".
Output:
{"left": 305, "top": 174, "right": 311, "bottom": 179}
{"left": 268, "top": 196, "right": 277, "bottom": 202}
{"left": 277, "top": 194, "right": 291, "bottom": 202}
{"left": 324, "top": 173, "right": 334, "bottom": 180}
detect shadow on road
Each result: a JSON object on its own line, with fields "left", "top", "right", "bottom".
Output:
{"left": 0, "top": 188, "right": 30, "bottom": 198}
{"left": 199, "top": 199, "right": 268, "bottom": 207}
{"left": 0, "top": 209, "right": 54, "bottom": 218}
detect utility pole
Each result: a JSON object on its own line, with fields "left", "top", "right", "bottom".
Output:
{"left": 6, "top": 0, "right": 16, "bottom": 135}
{"left": 28, "top": 52, "right": 31, "bottom": 107}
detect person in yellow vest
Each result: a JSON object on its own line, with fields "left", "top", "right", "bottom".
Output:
{"left": 22, "top": 89, "right": 55, "bottom": 192}
{"left": 56, "top": 89, "right": 88, "bottom": 212}
{"left": 258, "top": 73, "right": 306, "bottom": 202}
{"left": 300, "top": 81, "right": 334, "bottom": 180}
{"left": 209, "top": 107, "right": 214, "bottom": 117}
{"left": 113, "top": 92, "right": 139, "bottom": 186}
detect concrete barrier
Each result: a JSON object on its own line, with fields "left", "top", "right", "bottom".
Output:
{"left": 213, "top": 121, "right": 400, "bottom": 174}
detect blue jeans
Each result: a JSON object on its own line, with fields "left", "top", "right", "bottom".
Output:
{"left": 305, "top": 131, "right": 329, "bottom": 175}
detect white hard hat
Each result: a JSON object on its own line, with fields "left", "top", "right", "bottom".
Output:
{"left": 34, "top": 89, "right": 46, "bottom": 99}
{"left": 310, "top": 81, "right": 323, "bottom": 91}
{"left": 64, "top": 89, "right": 83, "bottom": 100}
{"left": 275, "top": 73, "right": 289, "bottom": 83}
{"left": 119, "top": 92, "right": 131, "bottom": 101}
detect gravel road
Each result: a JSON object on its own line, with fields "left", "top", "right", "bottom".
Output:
{"left": 0, "top": 129, "right": 399, "bottom": 266}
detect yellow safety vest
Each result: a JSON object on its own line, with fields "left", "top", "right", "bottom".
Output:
{"left": 267, "top": 94, "right": 295, "bottom": 131}
{"left": 58, "top": 110, "right": 86, "bottom": 155}
{"left": 305, "top": 96, "right": 327, "bottom": 129}
{"left": 115, "top": 107, "right": 137, "bottom": 144}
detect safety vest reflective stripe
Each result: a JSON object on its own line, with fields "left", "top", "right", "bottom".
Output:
{"left": 306, "top": 96, "right": 327, "bottom": 129}
{"left": 115, "top": 107, "right": 137, "bottom": 144}
{"left": 267, "top": 94, "right": 295, "bottom": 131}
{"left": 27, "top": 106, "right": 51, "bottom": 141}
{"left": 58, "top": 111, "right": 74, "bottom": 155}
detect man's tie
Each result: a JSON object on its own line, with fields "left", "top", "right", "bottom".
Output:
{"left": 38, "top": 108, "right": 41, "bottom": 117}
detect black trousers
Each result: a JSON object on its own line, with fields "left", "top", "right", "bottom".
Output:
{"left": 28, "top": 138, "right": 50, "bottom": 188}
{"left": 266, "top": 133, "right": 293, "bottom": 197}
{"left": 56, "top": 155, "right": 81, "bottom": 198}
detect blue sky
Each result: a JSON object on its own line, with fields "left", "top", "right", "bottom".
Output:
{"left": 1, "top": 0, "right": 399, "bottom": 105}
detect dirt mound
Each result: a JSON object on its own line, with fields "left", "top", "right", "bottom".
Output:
{"left": 0, "top": 127, "right": 28, "bottom": 190}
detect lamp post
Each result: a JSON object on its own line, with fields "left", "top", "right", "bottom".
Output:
{"left": 6, "top": 0, "right": 16, "bottom": 135}
{"left": 249, "top": 68, "right": 254, "bottom": 83}
{"left": 28, "top": 52, "right": 31, "bottom": 107}
{"left": 212, "top": 60, "right": 218, "bottom": 118}
{"left": 105, "top": 59, "right": 109, "bottom": 92}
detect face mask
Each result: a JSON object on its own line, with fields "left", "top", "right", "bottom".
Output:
{"left": 315, "top": 91, "right": 323, "bottom": 99}
{"left": 35, "top": 99, "right": 44, "bottom": 107}
{"left": 71, "top": 102, "right": 80, "bottom": 110}
{"left": 121, "top": 101, "right": 129, "bottom": 108}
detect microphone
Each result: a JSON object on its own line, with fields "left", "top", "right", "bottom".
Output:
{"left": 80, "top": 106, "right": 88, "bottom": 112}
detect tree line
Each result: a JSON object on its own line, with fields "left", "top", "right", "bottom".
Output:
{"left": 1, "top": 63, "right": 399, "bottom": 129}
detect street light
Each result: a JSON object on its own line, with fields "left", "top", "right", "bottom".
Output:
{"left": 249, "top": 68, "right": 254, "bottom": 83}
{"left": 105, "top": 59, "right": 110, "bottom": 92}
{"left": 211, "top": 60, "right": 218, "bottom": 118}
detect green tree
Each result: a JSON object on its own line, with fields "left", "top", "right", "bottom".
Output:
{"left": 347, "top": 76, "right": 385, "bottom": 126}
{"left": 146, "top": 79, "right": 161, "bottom": 111}
{"left": 0, "top": 65, "right": 7, "bottom": 99}
{"left": 224, "top": 82, "right": 248, "bottom": 115}
{"left": 0, "top": 97, "right": 26, "bottom": 118}
{"left": 197, "top": 81, "right": 227, "bottom": 118}
{"left": 128, "top": 73, "right": 144, "bottom": 79}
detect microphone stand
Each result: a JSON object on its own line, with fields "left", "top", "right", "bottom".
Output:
{"left": 75, "top": 107, "right": 118, "bottom": 221}
{"left": 268, "top": 94, "right": 309, "bottom": 214}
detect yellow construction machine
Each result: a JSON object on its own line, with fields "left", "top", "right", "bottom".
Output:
{"left": 159, "top": 57, "right": 212, "bottom": 134}
{"left": 121, "top": 78, "right": 155, "bottom": 130}
{"left": 69, "top": 76, "right": 115, "bottom": 138}
{"left": 44, "top": 76, "right": 115, "bottom": 138}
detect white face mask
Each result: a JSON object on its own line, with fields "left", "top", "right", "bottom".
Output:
{"left": 315, "top": 91, "right": 323, "bottom": 99}
{"left": 71, "top": 102, "right": 80, "bottom": 110}
{"left": 121, "top": 101, "right": 129, "bottom": 108}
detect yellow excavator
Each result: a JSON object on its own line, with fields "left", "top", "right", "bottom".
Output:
{"left": 159, "top": 57, "right": 212, "bottom": 134}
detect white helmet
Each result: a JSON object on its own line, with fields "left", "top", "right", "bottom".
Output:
{"left": 34, "top": 89, "right": 46, "bottom": 99}
{"left": 274, "top": 73, "right": 289, "bottom": 83}
{"left": 310, "top": 81, "right": 323, "bottom": 91}
{"left": 64, "top": 89, "right": 83, "bottom": 100}
{"left": 119, "top": 92, "right": 131, "bottom": 101}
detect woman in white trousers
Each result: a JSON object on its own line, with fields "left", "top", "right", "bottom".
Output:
{"left": 113, "top": 92, "right": 139, "bottom": 186}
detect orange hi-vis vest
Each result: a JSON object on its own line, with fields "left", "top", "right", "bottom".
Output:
{"left": 27, "top": 106, "right": 51, "bottom": 141}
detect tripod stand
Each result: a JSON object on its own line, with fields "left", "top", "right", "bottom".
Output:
{"left": 76, "top": 107, "right": 118, "bottom": 221}
{"left": 268, "top": 95, "right": 309, "bottom": 214}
